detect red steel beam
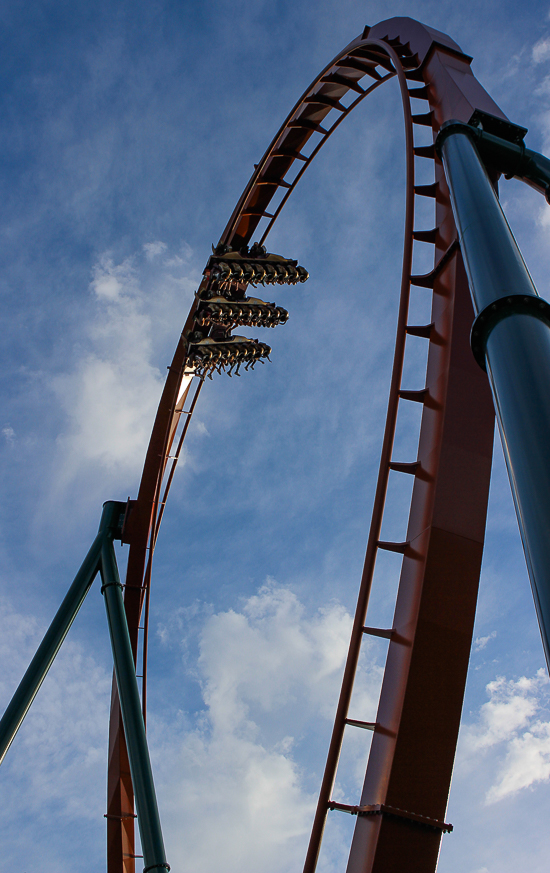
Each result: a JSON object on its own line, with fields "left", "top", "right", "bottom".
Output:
{"left": 106, "top": 17, "right": 511, "bottom": 873}
{"left": 105, "top": 33, "right": 401, "bottom": 873}
{"left": 345, "top": 21, "right": 506, "bottom": 872}
{"left": 302, "top": 36, "right": 418, "bottom": 873}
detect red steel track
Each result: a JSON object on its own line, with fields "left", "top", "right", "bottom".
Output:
{"left": 108, "top": 17, "right": 510, "bottom": 873}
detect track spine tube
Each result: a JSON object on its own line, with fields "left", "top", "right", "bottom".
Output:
{"left": 437, "top": 119, "right": 550, "bottom": 201}
{"left": 101, "top": 537, "right": 169, "bottom": 873}
{"left": 440, "top": 126, "right": 550, "bottom": 669}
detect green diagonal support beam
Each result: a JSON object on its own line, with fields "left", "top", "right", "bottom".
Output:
{"left": 0, "top": 500, "right": 125, "bottom": 765}
{"left": 101, "top": 536, "right": 169, "bottom": 873}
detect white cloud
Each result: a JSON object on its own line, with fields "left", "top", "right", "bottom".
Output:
{"left": 537, "top": 198, "right": 550, "bottom": 236}
{"left": 158, "top": 726, "right": 314, "bottom": 873}
{"left": 474, "top": 630, "right": 497, "bottom": 651}
{"left": 199, "top": 583, "right": 356, "bottom": 728}
{"left": 464, "top": 672, "right": 547, "bottom": 753}
{"left": 0, "top": 594, "right": 110, "bottom": 870}
{"left": 152, "top": 583, "right": 383, "bottom": 873}
{"left": 48, "top": 248, "right": 197, "bottom": 499}
{"left": 0, "top": 583, "right": 371, "bottom": 873}
{"left": 2, "top": 426, "right": 15, "bottom": 445}
{"left": 460, "top": 670, "right": 550, "bottom": 804}
{"left": 486, "top": 720, "right": 550, "bottom": 803}
{"left": 52, "top": 254, "right": 163, "bottom": 484}
{"left": 143, "top": 240, "right": 168, "bottom": 260}
{"left": 533, "top": 37, "right": 550, "bottom": 64}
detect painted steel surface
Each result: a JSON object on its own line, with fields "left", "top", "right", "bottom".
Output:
{"left": 440, "top": 128, "right": 550, "bottom": 672}
{"left": 1, "top": 16, "right": 545, "bottom": 873}
{"left": 107, "top": 30, "right": 402, "bottom": 873}
{"left": 101, "top": 540, "right": 169, "bottom": 873}
{"left": 440, "top": 132, "right": 537, "bottom": 311}
{"left": 486, "top": 319, "right": 550, "bottom": 665}
{"left": 0, "top": 500, "right": 170, "bottom": 873}
{"left": 0, "top": 501, "right": 121, "bottom": 766}
{"left": 104, "top": 16, "right": 521, "bottom": 873}
{"left": 302, "top": 35, "right": 418, "bottom": 873}
{"left": 342, "top": 22, "right": 503, "bottom": 873}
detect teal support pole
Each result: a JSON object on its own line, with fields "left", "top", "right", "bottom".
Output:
{"left": 438, "top": 113, "right": 550, "bottom": 201}
{"left": 100, "top": 535, "right": 169, "bottom": 873}
{"left": 0, "top": 501, "right": 124, "bottom": 765}
{"left": 437, "top": 125, "right": 550, "bottom": 669}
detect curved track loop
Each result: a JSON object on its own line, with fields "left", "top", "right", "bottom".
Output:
{"left": 324, "top": 20, "right": 504, "bottom": 873}
{"left": 108, "top": 18, "right": 506, "bottom": 873}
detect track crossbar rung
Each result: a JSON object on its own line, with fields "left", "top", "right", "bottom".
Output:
{"left": 377, "top": 540, "right": 409, "bottom": 554}
{"left": 399, "top": 388, "right": 427, "bottom": 403}
{"left": 241, "top": 210, "right": 275, "bottom": 218}
{"left": 320, "top": 73, "right": 366, "bottom": 94}
{"left": 411, "top": 238, "right": 460, "bottom": 289}
{"left": 389, "top": 460, "right": 420, "bottom": 474}
{"left": 304, "top": 94, "right": 346, "bottom": 112}
{"left": 256, "top": 178, "right": 292, "bottom": 189}
{"left": 409, "top": 85, "right": 429, "bottom": 100}
{"left": 288, "top": 119, "right": 329, "bottom": 135}
{"left": 328, "top": 801, "right": 363, "bottom": 815}
{"left": 414, "top": 144, "right": 436, "bottom": 159}
{"left": 410, "top": 269, "right": 437, "bottom": 289}
{"left": 363, "top": 626, "right": 394, "bottom": 640}
{"left": 414, "top": 182, "right": 438, "bottom": 198}
{"left": 354, "top": 49, "right": 394, "bottom": 72}
{"left": 406, "top": 323, "right": 434, "bottom": 338}
{"left": 271, "top": 148, "right": 308, "bottom": 161}
{"left": 412, "top": 227, "right": 437, "bottom": 243}
{"left": 339, "top": 57, "right": 382, "bottom": 80}
{"left": 345, "top": 718, "right": 376, "bottom": 730}
{"left": 412, "top": 112, "right": 433, "bottom": 127}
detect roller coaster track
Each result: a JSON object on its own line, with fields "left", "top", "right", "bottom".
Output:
{"left": 109, "top": 17, "right": 513, "bottom": 873}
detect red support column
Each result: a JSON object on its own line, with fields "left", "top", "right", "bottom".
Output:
{"left": 107, "top": 686, "right": 136, "bottom": 873}
{"left": 347, "top": 250, "right": 495, "bottom": 872}
{"left": 104, "top": 17, "right": 516, "bottom": 873}
{"left": 345, "top": 26, "right": 507, "bottom": 870}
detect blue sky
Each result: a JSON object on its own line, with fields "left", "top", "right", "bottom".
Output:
{"left": 2, "top": 2, "right": 550, "bottom": 872}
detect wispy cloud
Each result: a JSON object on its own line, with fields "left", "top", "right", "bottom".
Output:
{"left": 486, "top": 719, "right": 550, "bottom": 803}
{"left": 46, "top": 246, "right": 197, "bottom": 505}
{"left": 144, "top": 240, "right": 168, "bottom": 260}
{"left": 152, "top": 583, "right": 383, "bottom": 872}
{"left": 0, "top": 593, "right": 110, "bottom": 871}
{"left": 52, "top": 253, "right": 163, "bottom": 480}
{"left": 533, "top": 37, "right": 550, "bottom": 64}
{"left": 4, "top": 6, "right": 550, "bottom": 873}
{"left": 460, "top": 670, "right": 550, "bottom": 803}
{"left": 0, "top": 581, "right": 382, "bottom": 873}
{"left": 474, "top": 630, "right": 497, "bottom": 652}
{"left": 1, "top": 426, "right": 15, "bottom": 446}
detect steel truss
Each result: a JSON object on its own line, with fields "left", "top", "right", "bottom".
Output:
{"left": 2, "top": 15, "right": 550, "bottom": 873}
{"left": 97, "top": 15, "right": 550, "bottom": 873}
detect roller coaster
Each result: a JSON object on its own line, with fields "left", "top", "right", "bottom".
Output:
{"left": 3, "top": 14, "right": 550, "bottom": 873}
